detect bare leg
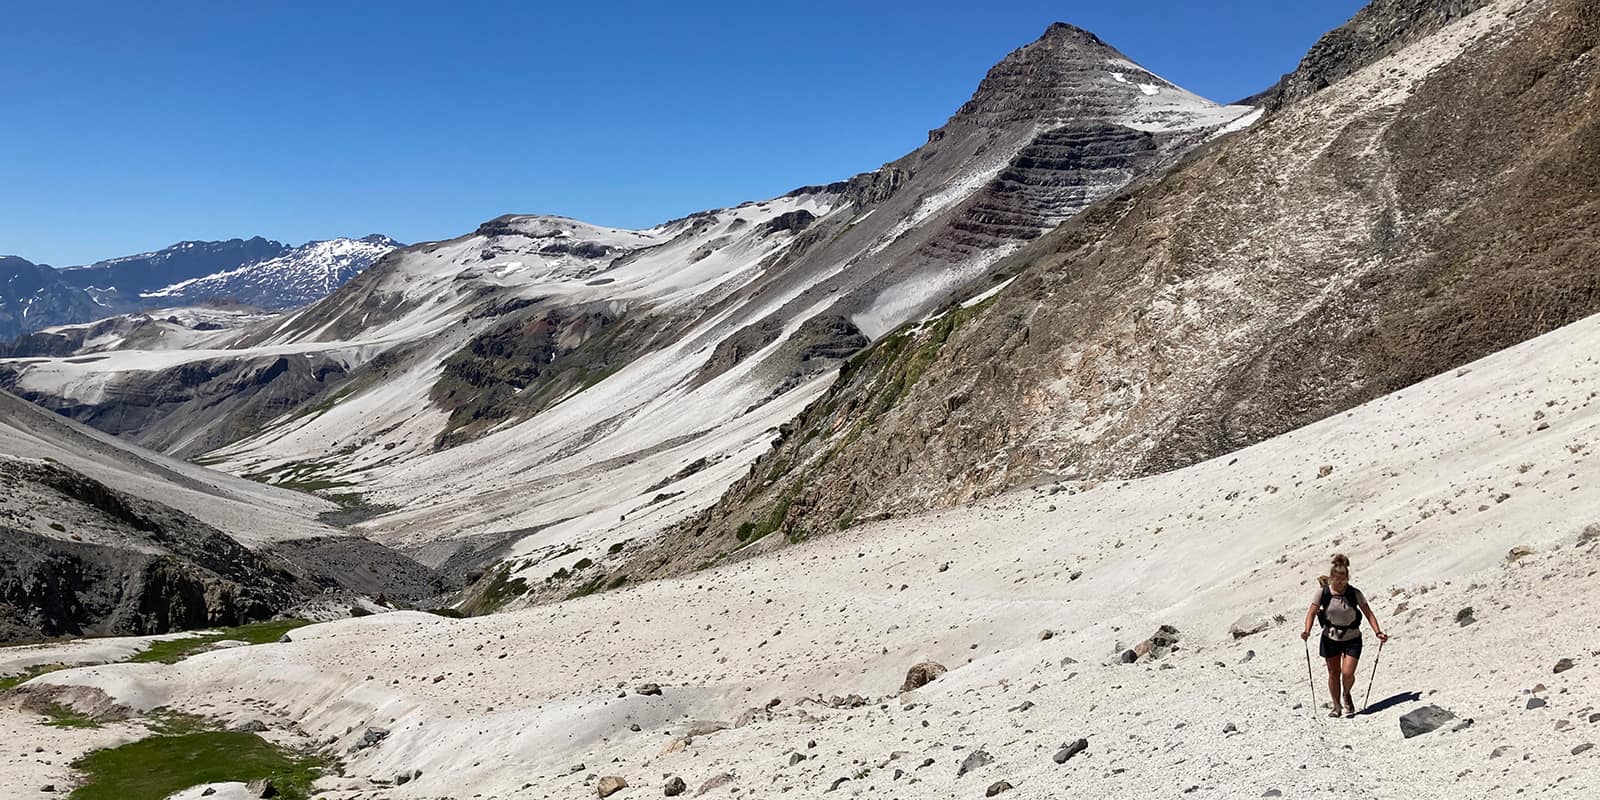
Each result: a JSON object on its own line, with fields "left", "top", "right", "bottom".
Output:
{"left": 1325, "top": 655, "right": 1342, "bottom": 714}
{"left": 1341, "top": 654, "right": 1360, "bottom": 714}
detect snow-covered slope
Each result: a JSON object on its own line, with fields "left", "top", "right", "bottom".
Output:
{"left": 14, "top": 304, "right": 1599, "bottom": 799}
{"left": 139, "top": 235, "right": 400, "bottom": 309}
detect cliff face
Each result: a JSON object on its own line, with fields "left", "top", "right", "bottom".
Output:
{"left": 0, "top": 458, "right": 301, "bottom": 643}
{"left": 620, "top": 0, "right": 1599, "bottom": 580}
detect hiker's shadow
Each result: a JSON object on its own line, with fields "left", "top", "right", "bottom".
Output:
{"left": 1360, "top": 691, "right": 1423, "bottom": 715}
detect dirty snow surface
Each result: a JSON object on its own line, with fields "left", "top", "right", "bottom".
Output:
{"left": 11, "top": 310, "right": 1599, "bottom": 798}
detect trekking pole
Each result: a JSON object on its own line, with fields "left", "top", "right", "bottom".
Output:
{"left": 1362, "top": 638, "right": 1385, "bottom": 713}
{"left": 1304, "top": 638, "right": 1317, "bottom": 719}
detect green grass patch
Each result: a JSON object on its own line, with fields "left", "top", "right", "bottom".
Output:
{"left": 0, "top": 663, "right": 69, "bottom": 692}
{"left": 129, "top": 620, "right": 310, "bottom": 665}
{"left": 68, "top": 727, "right": 329, "bottom": 800}
{"left": 459, "top": 565, "right": 530, "bottom": 616}
{"left": 40, "top": 702, "right": 100, "bottom": 729}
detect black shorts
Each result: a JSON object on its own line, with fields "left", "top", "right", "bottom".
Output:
{"left": 1320, "top": 634, "right": 1363, "bottom": 660}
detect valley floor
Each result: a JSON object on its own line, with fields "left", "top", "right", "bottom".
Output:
{"left": 5, "top": 313, "right": 1599, "bottom": 798}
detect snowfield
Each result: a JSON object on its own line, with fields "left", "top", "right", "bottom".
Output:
{"left": 10, "top": 309, "right": 1598, "bottom": 798}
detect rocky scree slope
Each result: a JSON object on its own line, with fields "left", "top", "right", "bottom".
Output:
{"left": 0, "top": 24, "right": 1255, "bottom": 584}
{"left": 13, "top": 304, "right": 1600, "bottom": 798}
{"left": 622, "top": 0, "right": 1600, "bottom": 579}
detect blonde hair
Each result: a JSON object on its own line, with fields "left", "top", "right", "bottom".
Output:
{"left": 1318, "top": 553, "right": 1351, "bottom": 588}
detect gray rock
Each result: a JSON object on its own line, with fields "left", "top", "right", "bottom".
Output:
{"left": 664, "top": 776, "right": 686, "bottom": 796}
{"left": 1263, "top": 791, "right": 1282, "bottom": 798}
{"left": 697, "top": 773, "right": 734, "bottom": 795}
{"left": 232, "top": 719, "right": 268, "bottom": 733}
{"left": 1400, "top": 705, "right": 1457, "bottom": 738}
{"left": 826, "top": 777, "right": 849, "bottom": 793}
{"left": 1455, "top": 607, "right": 1476, "bottom": 626}
{"left": 635, "top": 683, "right": 663, "bottom": 696}
{"left": 957, "top": 749, "right": 994, "bottom": 777}
{"left": 1574, "top": 743, "right": 1595, "bottom": 756}
{"left": 788, "top": 753, "right": 805, "bottom": 766}
{"left": 986, "top": 780, "right": 1015, "bottom": 796}
{"left": 1053, "top": 738, "right": 1088, "bottom": 764}
{"left": 1528, "top": 697, "right": 1548, "bottom": 710}
{"left": 597, "top": 775, "right": 628, "bottom": 797}
{"left": 1554, "top": 658, "right": 1575, "bottom": 673}
{"left": 1229, "top": 614, "right": 1270, "bottom": 639}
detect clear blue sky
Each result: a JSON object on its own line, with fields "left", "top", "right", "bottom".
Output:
{"left": 1, "top": 0, "right": 1366, "bottom": 266}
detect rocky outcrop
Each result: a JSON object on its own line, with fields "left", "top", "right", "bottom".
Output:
{"left": 0, "top": 458, "right": 305, "bottom": 642}
{"left": 0, "top": 256, "right": 103, "bottom": 342}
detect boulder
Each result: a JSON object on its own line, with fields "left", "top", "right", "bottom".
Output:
{"left": 1053, "top": 738, "right": 1088, "bottom": 764}
{"left": 901, "top": 662, "right": 948, "bottom": 693}
{"left": 597, "top": 776, "right": 628, "bottom": 797}
{"left": 664, "top": 776, "right": 686, "bottom": 796}
{"left": 1399, "top": 705, "right": 1457, "bottom": 738}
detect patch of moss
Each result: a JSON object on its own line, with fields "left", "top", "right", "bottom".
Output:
{"left": 68, "top": 725, "right": 329, "bottom": 800}
{"left": 40, "top": 702, "right": 100, "bottom": 729}
{"left": 129, "top": 619, "right": 310, "bottom": 665}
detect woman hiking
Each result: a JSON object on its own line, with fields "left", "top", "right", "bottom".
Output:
{"left": 1300, "top": 554, "right": 1388, "bottom": 717}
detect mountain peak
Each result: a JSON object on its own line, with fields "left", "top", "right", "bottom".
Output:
{"left": 1038, "top": 21, "right": 1109, "bottom": 47}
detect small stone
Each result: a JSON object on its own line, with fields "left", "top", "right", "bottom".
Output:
{"left": 1120, "top": 649, "right": 1138, "bottom": 664}
{"left": 1491, "top": 746, "right": 1511, "bottom": 758}
{"left": 918, "top": 758, "right": 935, "bottom": 769}
{"left": 957, "top": 749, "right": 994, "bottom": 777}
{"left": 597, "top": 775, "right": 628, "bottom": 797}
{"left": 826, "top": 777, "right": 849, "bottom": 793}
{"left": 1528, "top": 698, "right": 1548, "bottom": 710}
{"left": 569, "top": 764, "right": 588, "bottom": 775}
{"left": 1554, "top": 658, "right": 1576, "bottom": 674}
{"left": 986, "top": 780, "right": 1015, "bottom": 796}
{"left": 1589, "top": 713, "right": 1600, "bottom": 723}
{"left": 1455, "top": 607, "right": 1476, "bottom": 626}
{"left": 1241, "top": 650, "right": 1256, "bottom": 664}
{"left": 697, "top": 774, "right": 734, "bottom": 795}
{"left": 635, "top": 683, "right": 663, "bottom": 696}
{"left": 629, "top": 723, "right": 641, "bottom": 732}
{"left": 201, "top": 790, "right": 215, "bottom": 798}
{"left": 663, "top": 776, "right": 686, "bottom": 796}
{"left": 788, "top": 753, "right": 805, "bottom": 766}
{"left": 1053, "top": 738, "right": 1088, "bottom": 764}
{"left": 1399, "top": 705, "right": 1457, "bottom": 738}
{"left": 1573, "top": 743, "right": 1594, "bottom": 756}
{"left": 1039, "top": 630, "right": 1054, "bottom": 641}
{"left": 1262, "top": 791, "right": 1282, "bottom": 798}
{"left": 1223, "top": 722, "right": 1239, "bottom": 734}
{"left": 1229, "top": 614, "right": 1270, "bottom": 639}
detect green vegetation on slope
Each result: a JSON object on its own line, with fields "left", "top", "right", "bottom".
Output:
{"left": 129, "top": 620, "right": 310, "bottom": 665}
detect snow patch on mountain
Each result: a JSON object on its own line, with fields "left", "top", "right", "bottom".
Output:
{"left": 140, "top": 235, "right": 399, "bottom": 309}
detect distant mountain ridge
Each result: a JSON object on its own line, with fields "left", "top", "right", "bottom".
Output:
{"left": 0, "top": 235, "right": 400, "bottom": 340}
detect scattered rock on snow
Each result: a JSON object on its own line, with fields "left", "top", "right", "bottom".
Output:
{"left": 1553, "top": 658, "right": 1575, "bottom": 673}
{"left": 1574, "top": 743, "right": 1595, "bottom": 756}
{"left": 1400, "top": 705, "right": 1457, "bottom": 738}
{"left": 1229, "top": 614, "right": 1270, "bottom": 639}
{"left": 901, "top": 662, "right": 948, "bottom": 693}
{"left": 597, "top": 776, "right": 628, "bottom": 797}
{"left": 1528, "top": 698, "right": 1548, "bottom": 710}
{"left": 1053, "top": 738, "right": 1088, "bottom": 764}
{"left": 1455, "top": 607, "right": 1476, "bottom": 626}
{"left": 664, "top": 776, "right": 686, "bottom": 796}
{"left": 986, "top": 780, "right": 1015, "bottom": 796}
{"left": 696, "top": 773, "right": 734, "bottom": 795}
{"left": 635, "top": 683, "right": 663, "bottom": 696}
{"left": 957, "top": 749, "right": 994, "bottom": 777}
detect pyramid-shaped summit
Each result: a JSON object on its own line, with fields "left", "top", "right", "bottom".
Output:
{"left": 943, "top": 21, "right": 1245, "bottom": 131}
